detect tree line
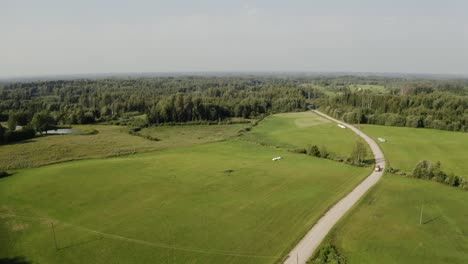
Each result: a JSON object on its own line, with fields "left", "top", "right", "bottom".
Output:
{"left": 0, "top": 75, "right": 467, "bottom": 145}
{"left": 0, "top": 77, "right": 311, "bottom": 127}
{"left": 318, "top": 89, "right": 468, "bottom": 132}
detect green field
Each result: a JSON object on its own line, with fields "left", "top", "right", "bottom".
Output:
{"left": 327, "top": 175, "right": 468, "bottom": 264}
{"left": 360, "top": 125, "right": 468, "bottom": 176}
{"left": 0, "top": 140, "right": 369, "bottom": 264}
{"left": 138, "top": 124, "right": 247, "bottom": 148}
{"left": 312, "top": 124, "right": 468, "bottom": 264}
{"left": 242, "top": 112, "right": 367, "bottom": 158}
{"left": 0, "top": 124, "right": 247, "bottom": 169}
{"left": 0, "top": 113, "right": 373, "bottom": 263}
{"left": 349, "top": 84, "right": 387, "bottom": 94}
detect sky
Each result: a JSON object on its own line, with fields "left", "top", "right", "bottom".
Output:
{"left": 1, "top": 0, "right": 468, "bottom": 77}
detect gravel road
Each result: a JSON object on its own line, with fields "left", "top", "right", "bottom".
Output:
{"left": 283, "top": 110, "right": 385, "bottom": 264}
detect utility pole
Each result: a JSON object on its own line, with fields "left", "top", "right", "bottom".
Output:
{"left": 419, "top": 205, "right": 424, "bottom": 225}
{"left": 51, "top": 222, "right": 58, "bottom": 250}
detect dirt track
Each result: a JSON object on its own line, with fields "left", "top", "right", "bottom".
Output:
{"left": 283, "top": 110, "right": 385, "bottom": 264}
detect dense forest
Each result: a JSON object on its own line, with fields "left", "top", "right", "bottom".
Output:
{"left": 0, "top": 75, "right": 467, "bottom": 143}
{"left": 319, "top": 85, "right": 468, "bottom": 131}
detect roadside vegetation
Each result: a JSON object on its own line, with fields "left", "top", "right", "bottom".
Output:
{"left": 241, "top": 112, "right": 372, "bottom": 168}
{"left": 360, "top": 125, "right": 468, "bottom": 176}
{"left": 240, "top": 112, "right": 368, "bottom": 159}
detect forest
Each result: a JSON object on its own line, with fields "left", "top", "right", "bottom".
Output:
{"left": 319, "top": 88, "right": 468, "bottom": 131}
{"left": 0, "top": 75, "right": 467, "bottom": 144}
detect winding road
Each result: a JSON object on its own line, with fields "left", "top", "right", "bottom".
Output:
{"left": 283, "top": 110, "right": 386, "bottom": 264}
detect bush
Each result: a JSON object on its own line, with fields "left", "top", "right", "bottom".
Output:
{"left": 405, "top": 115, "right": 423, "bottom": 128}
{"left": 387, "top": 166, "right": 400, "bottom": 173}
{"left": 320, "top": 146, "right": 329, "bottom": 158}
{"left": 412, "top": 160, "right": 433, "bottom": 179}
{"left": 2, "top": 127, "right": 36, "bottom": 144}
{"left": 290, "top": 148, "right": 307, "bottom": 154}
{"left": 411, "top": 160, "right": 466, "bottom": 190}
{"left": 308, "top": 145, "right": 321, "bottom": 157}
{"left": 313, "top": 243, "right": 347, "bottom": 264}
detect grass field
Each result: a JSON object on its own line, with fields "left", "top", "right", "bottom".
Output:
{"left": 349, "top": 84, "right": 387, "bottom": 93}
{"left": 0, "top": 124, "right": 247, "bottom": 169}
{"left": 138, "top": 124, "right": 247, "bottom": 147}
{"left": 326, "top": 174, "right": 468, "bottom": 264}
{"left": 312, "top": 124, "right": 468, "bottom": 263}
{"left": 0, "top": 140, "right": 370, "bottom": 264}
{"left": 242, "top": 112, "right": 368, "bottom": 159}
{"left": 360, "top": 125, "right": 468, "bottom": 176}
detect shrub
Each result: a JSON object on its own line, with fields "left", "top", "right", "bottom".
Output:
{"left": 2, "top": 127, "right": 36, "bottom": 144}
{"left": 411, "top": 161, "right": 466, "bottom": 190}
{"left": 313, "top": 243, "right": 347, "bottom": 264}
{"left": 320, "top": 146, "right": 329, "bottom": 158}
{"left": 290, "top": 148, "right": 307, "bottom": 154}
{"left": 412, "top": 160, "right": 433, "bottom": 179}
{"left": 308, "top": 145, "right": 321, "bottom": 157}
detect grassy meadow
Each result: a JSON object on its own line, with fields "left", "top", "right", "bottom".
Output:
{"left": 360, "top": 125, "right": 468, "bottom": 176}
{"left": 349, "top": 84, "right": 387, "bottom": 93}
{"left": 312, "top": 124, "right": 468, "bottom": 264}
{"left": 326, "top": 174, "right": 468, "bottom": 264}
{"left": 0, "top": 124, "right": 247, "bottom": 169}
{"left": 242, "top": 112, "right": 368, "bottom": 158}
{"left": 0, "top": 140, "right": 370, "bottom": 264}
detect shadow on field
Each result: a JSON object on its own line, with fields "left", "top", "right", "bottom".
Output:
{"left": 423, "top": 216, "right": 441, "bottom": 225}
{"left": 2, "top": 139, "right": 36, "bottom": 146}
{"left": 0, "top": 257, "right": 31, "bottom": 264}
{"left": 58, "top": 236, "right": 104, "bottom": 251}
{"left": 0, "top": 172, "right": 17, "bottom": 179}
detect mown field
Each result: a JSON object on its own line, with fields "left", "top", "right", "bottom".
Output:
{"left": 313, "top": 125, "right": 468, "bottom": 264}
{"left": 360, "top": 125, "right": 468, "bottom": 176}
{"left": 242, "top": 112, "right": 369, "bottom": 159}
{"left": 349, "top": 84, "right": 387, "bottom": 93}
{"left": 0, "top": 124, "right": 248, "bottom": 169}
{"left": 327, "top": 175, "right": 468, "bottom": 264}
{"left": 0, "top": 113, "right": 372, "bottom": 263}
{"left": 0, "top": 140, "right": 369, "bottom": 264}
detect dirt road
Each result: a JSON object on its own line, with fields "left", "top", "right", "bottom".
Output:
{"left": 283, "top": 110, "right": 385, "bottom": 264}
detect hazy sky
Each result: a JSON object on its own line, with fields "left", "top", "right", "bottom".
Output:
{"left": 1, "top": 0, "right": 468, "bottom": 77}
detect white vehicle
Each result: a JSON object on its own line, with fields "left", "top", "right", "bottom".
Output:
{"left": 375, "top": 165, "right": 382, "bottom": 172}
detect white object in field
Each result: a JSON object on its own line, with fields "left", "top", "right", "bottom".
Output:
{"left": 272, "top": 157, "right": 283, "bottom": 161}
{"left": 378, "top": 137, "right": 386, "bottom": 142}
{"left": 337, "top": 124, "right": 346, "bottom": 129}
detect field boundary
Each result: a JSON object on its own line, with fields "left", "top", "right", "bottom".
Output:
{"left": 283, "top": 110, "right": 386, "bottom": 264}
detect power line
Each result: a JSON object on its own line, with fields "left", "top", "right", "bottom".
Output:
{"left": 0, "top": 213, "right": 281, "bottom": 259}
